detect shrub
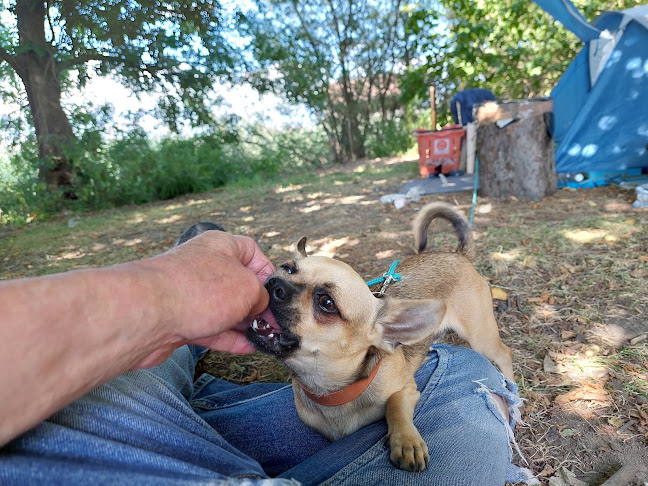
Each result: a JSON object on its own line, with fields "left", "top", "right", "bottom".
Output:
{"left": 1, "top": 123, "right": 332, "bottom": 226}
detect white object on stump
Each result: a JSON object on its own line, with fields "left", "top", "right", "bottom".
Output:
{"left": 476, "top": 99, "right": 557, "bottom": 201}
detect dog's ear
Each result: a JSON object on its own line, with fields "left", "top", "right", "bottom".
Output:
{"left": 372, "top": 298, "right": 446, "bottom": 353}
{"left": 296, "top": 237, "right": 308, "bottom": 258}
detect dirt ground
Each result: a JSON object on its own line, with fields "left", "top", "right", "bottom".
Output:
{"left": 2, "top": 156, "right": 647, "bottom": 485}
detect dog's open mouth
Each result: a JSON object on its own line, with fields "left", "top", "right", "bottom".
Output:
{"left": 246, "top": 309, "right": 300, "bottom": 358}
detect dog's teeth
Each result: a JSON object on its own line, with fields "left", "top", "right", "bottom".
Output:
{"left": 268, "top": 333, "right": 275, "bottom": 338}
{"left": 252, "top": 319, "right": 259, "bottom": 330}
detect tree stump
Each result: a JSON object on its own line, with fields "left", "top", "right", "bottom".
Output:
{"left": 476, "top": 99, "right": 557, "bottom": 201}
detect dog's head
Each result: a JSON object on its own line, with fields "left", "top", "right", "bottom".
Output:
{"left": 247, "top": 238, "right": 446, "bottom": 385}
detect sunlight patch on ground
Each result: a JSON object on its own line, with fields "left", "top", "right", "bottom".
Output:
{"left": 164, "top": 199, "right": 211, "bottom": 211}
{"left": 186, "top": 198, "right": 212, "bottom": 206}
{"left": 129, "top": 214, "right": 146, "bottom": 225}
{"left": 321, "top": 195, "right": 365, "bottom": 205}
{"left": 300, "top": 204, "right": 321, "bottom": 214}
{"left": 54, "top": 250, "right": 87, "bottom": 261}
{"left": 492, "top": 248, "right": 520, "bottom": 261}
{"left": 562, "top": 228, "right": 609, "bottom": 244}
{"left": 376, "top": 231, "right": 401, "bottom": 240}
{"left": 563, "top": 228, "right": 607, "bottom": 243}
{"left": 264, "top": 231, "right": 281, "bottom": 238}
{"left": 113, "top": 237, "right": 143, "bottom": 247}
{"left": 156, "top": 214, "right": 185, "bottom": 224}
{"left": 477, "top": 203, "right": 493, "bottom": 214}
{"left": 353, "top": 164, "right": 368, "bottom": 173}
{"left": 375, "top": 249, "right": 397, "bottom": 260}
{"left": 308, "top": 236, "right": 359, "bottom": 257}
{"left": 274, "top": 184, "right": 305, "bottom": 194}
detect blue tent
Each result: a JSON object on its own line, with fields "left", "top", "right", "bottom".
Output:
{"left": 533, "top": 1, "right": 648, "bottom": 177}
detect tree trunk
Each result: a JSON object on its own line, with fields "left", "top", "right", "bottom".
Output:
{"left": 15, "top": 0, "right": 75, "bottom": 191}
{"left": 476, "top": 99, "right": 557, "bottom": 201}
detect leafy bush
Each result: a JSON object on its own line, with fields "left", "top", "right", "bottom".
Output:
{"left": 364, "top": 118, "right": 415, "bottom": 159}
{"left": 1, "top": 123, "right": 332, "bottom": 226}
{"left": 0, "top": 138, "right": 60, "bottom": 225}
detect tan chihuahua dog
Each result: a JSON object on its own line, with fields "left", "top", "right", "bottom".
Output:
{"left": 247, "top": 202, "right": 514, "bottom": 472}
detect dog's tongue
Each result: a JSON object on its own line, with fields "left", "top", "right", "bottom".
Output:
{"left": 251, "top": 308, "right": 281, "bottom": 337}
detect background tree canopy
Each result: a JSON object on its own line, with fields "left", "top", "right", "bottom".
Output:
{"left": 0, "top": 0, "right": 235, "bottom": 190}
{"left": 0, "top": 0, "right": 642, "bottom": 223}
{"left": 239, "top": 0, "right": 417, "bottom": 162}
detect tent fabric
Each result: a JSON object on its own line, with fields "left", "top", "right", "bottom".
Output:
{"left": 548, "top": 5, "right": 648, "bottom": 174}
{"left": 533, "top": 0, "right": 601, "bottom": 41}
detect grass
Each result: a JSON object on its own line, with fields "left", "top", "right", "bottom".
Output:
{"left": 1, "top": 156, "right": 646, "bottom": 484}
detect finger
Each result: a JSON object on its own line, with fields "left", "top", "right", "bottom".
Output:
{"left": 241, "top": 272, "right": 270, "bottom": 319}
{"left": 193, "top": 330, "right": 256, "bottom": 354}
{"left": 233, "top": 235, "right": 275, "bottom": 284}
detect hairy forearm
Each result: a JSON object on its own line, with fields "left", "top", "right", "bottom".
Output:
{"left": 0, "top": 262, "right": 174, "bottom": 446}
{"left": 0, "top": 232, "right": 271, "bottom": 447}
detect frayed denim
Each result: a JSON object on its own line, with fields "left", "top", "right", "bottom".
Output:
{"left": 0, "top": 344, "right": 537, "bottom": 485}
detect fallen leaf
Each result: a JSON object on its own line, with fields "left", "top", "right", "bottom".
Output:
{"left": 527, "top": 297, "right": 545, "bottom": 303}
{"left": 538, "top": 464, "right": 554, "bottom": 477}
{"left": 559, "top": 428, "right": 580, "bottom": 437}
{"left": 608, "top": 416, "right": 625, "bottom": 428}
{"left": 544, "top": 354, "right": 558, "bottom": 373}
{"left": 555, "top": 386, "right": 608, "bottom": 404}
{"left": 491, "top": 287, "right": 508, "bottom": 301}
{"left": 561, "top": 330, "right": 577, "bottom": 340}
{"left": 631, "top": 268, "right": 648, "bottom": 278}
{"left": 242, "top": 369, "right": 261, "bottom": 383}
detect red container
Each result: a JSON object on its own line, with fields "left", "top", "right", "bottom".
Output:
{"left": 414, "top": 125, "right": 466, "bottom": 177}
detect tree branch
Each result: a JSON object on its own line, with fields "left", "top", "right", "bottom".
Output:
{"left": 55, "top": 52, "right": 124, "bottom": 74}
{"left": 0, "top": 45, "right": 18, "bottom": 72}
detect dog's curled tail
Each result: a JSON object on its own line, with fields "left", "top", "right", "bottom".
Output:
{"left": 413, "top": 202, "right": 475, "bottom": 261}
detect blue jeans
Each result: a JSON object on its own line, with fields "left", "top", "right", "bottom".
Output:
{"left": 0, "top": 345, "right": 537, "bottom": 485}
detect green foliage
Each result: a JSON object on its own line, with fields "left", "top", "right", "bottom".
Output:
{"left": 0, "top": 0, "right": 238, "bottom": 129}
{"left": 240, "top": 0, "right": 422, "bottom": 161}
{"left": 1, "top": 124, "right": 331, "bottom": 225}
{"left": 0, "top": 138, "right": 58, "bottom": 225}
{"left": 365, "top": 118, "right": 415, "bottom": 159}
{"left": 401, "top": 0, "right": 646, "bottom": 120}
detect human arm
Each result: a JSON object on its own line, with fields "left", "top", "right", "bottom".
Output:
{"left": 0, "top": 231, "right": 274, "bottom": 446}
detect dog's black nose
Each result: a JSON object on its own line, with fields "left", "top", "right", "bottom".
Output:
{"left": 266, "top": 277, "right": 294, "bottom": 302}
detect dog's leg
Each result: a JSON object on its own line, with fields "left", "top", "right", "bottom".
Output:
{"left": 451, "top": 284, "right": 515, "bottom": 381}
{"left": 385, "top": 380, "right": 429, "bottom": 472}
{"left": 462, "top": 312, "right": 515, "bottom": 382}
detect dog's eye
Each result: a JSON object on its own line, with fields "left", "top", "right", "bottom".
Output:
{"left": 281, "top": 263, "right": 295, "bottom": 274}
{"left": 317, "top": 293, "right": 337, "bottom": 313}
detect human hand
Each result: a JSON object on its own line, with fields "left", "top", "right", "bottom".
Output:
{"left": 132, "top": 231, "right": 275, "bottom": 368}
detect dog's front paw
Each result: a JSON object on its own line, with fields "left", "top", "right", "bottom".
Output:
{"left": 389, "top": 430, "right": 429, "bottom": 472}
